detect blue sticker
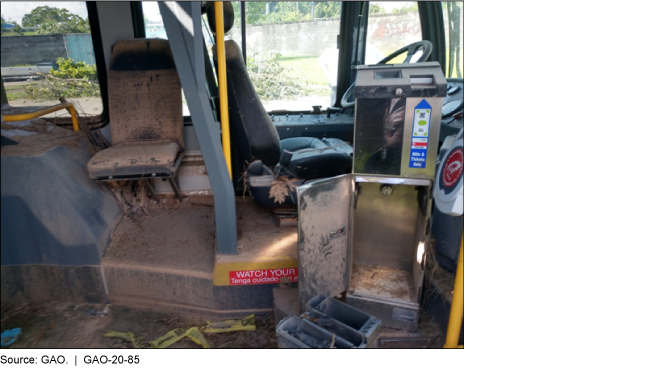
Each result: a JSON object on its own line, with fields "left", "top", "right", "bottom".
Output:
{"left": 409, "top": 100, "right": 432, "bottom": 168}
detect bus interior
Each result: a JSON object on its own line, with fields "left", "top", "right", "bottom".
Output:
{"left": 1, "top": 1, "right": 464, "bottom": 348}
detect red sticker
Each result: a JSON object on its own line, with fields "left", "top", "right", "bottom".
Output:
{"left": 229, "top": 268, "right": 298, "bottom": 285}
{"left": 442, "top": 148, "right": 463, "bottom": 188}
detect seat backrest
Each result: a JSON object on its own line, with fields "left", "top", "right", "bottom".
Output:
{"left": 108, "top": 39, "right": 183, "bottom": 150}
{"left": 223, "top": 40, "right": 281, "bottom": 167}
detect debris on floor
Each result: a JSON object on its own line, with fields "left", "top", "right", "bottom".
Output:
{"left": 149, "top": 327, "right": 208, "bottom": 349}
{"left": 1, "top": 302, "right": 276, "bottom": 348}
{"left": 84, "top": 303, "right": 111, "bottom": 317}
{"left": 104, "top": 314, "right": 257, "bottom": 348}
{"left": 1, "top": 327, "right": 22, "bottom": 347}
{"left": 104, "top": 331, "right": 146, "bottom": 348}
{"left": 203, "top": 314, "right": 256, "bottom": 333}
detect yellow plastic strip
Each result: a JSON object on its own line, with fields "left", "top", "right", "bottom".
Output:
{"left": 150, "top": 327, "right": 210, "bottom": 349}
{"left": 184, "top": 327, "right": 211, "bottom": 348}
{"left": 103, "top": 331, "right": 146, "bottom": 348}
{"left": 203, "top": 314, "right": 256, "bottom": 333}
{"left": 215, "top": 1, "right": 232, "bottom": 178}
{"left": 2, "top": 102, "right": 80, "bottom": 132}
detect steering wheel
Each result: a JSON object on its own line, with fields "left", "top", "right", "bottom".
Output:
{"left": 340, "top": 40, "right": 433, "bottom": 109}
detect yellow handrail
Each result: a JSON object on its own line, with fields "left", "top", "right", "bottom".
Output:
{"left": 2, "top": 102, "right": 80, "bottom": 132}
{"left": 215, "top": 1, "right": 232, "bottom": 179}
{"left": 444, "top": 231, "right": 464, "bottom": 348}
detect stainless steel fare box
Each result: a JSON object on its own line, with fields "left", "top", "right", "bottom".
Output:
{"left": 296, "top": 62, "right": 445, "bottom": 332}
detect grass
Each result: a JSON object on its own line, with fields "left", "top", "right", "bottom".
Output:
{"left": 6, "top": 91, "right": 26, "bottom": 100}
{"left": 278, "top": 56, "right": 329, "bottom": 86}
{"left": 4, "top": 83, "right": 32, "bottom": 101}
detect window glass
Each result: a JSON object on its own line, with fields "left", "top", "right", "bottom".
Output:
{"left": 442, "top": 1, "right": 463, "bottom": 78}
{"left": 239, "top": 1, "right": 342, "bottom": 111}
{"left": 1, "top": 2, "right": 103, "bottom": 119}
{"left": 142, "top": 1, "right": 194, "bottom": 116}
{"left": 365, "top": 2, "right": 422, "bottom": 65}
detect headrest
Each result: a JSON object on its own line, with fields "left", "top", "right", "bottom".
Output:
{"left": 110, "top": 39, "right": 175, "bottom": 71}
{"left": 205, "top": 1, "right": 235, "bottom": 34}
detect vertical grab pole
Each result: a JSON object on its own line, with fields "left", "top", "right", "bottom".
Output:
{"left": 214, "top": 1, "right": 232, "bottom": 179}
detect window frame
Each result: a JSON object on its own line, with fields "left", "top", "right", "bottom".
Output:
{"left": 78, "top": 1, "right": 110, "bottom": 129}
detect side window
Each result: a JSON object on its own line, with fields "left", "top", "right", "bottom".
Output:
{"left": 365, "top": 1, "right": 422, "bottom": 64}
{"left": 141, "top": 2, "right": 192, "bottom": 117}
{"left": 442, "top": 1, "right": 463, "bottom": 78}
{"left": 238, "top": 1, "right": 342, "bottom": 111}
{"left": 1, "top": 2, "right": 103, "bottom": 119}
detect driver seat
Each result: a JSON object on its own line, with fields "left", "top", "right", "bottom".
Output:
{"left": 207, "top": 2, "right": 352, "bottom": 207}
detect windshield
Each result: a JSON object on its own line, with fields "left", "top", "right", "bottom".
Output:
{"left": 236, "top": 1, "right": 341, "bottom": 112}
{"left": 442, "top": 1, "right": 463, "bottom": 78}
{"left": 141, "top": 1, "right": 462, "bottom": 113}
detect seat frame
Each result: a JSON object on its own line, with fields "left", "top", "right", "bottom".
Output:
{"left": 92, "top": 153, "right": 185, "bottom": 201}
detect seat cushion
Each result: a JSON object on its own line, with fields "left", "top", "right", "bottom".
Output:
{"left": 280, "top": 137, "right": 352, "bottom": 180}
{"left": 87, "top": 141, "right": 180, "bottom": 179}
{"left": 108, "top": 39, "right": 183, "bottom": 149}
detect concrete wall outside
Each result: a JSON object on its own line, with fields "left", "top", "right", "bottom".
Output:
{"left": 1, "top": 35, "right": 68, "bottom": 67}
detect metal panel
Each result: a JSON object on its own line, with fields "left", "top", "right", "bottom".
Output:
{"left": 352, "top": 63, "right": 445, "bottom": 180}
{"left": 96, "top": 2, "right": 134, "bottom": 73}
{"left": 347, "top": 292, "right": 419, "bottom": 332}
{"left": 297, "top": 174, "right": 352, "bottom": 311}
{"left": 160, "top": 1, "right": 238, "bottom": 254}
{"left": 355, "top": 175, "right": 430, "bottom": 186}
{"left": 352, "top": 182, "right": 419, "bottom": 271}
{"left": 64, "top": 34, "right": 95, "bottom": 65}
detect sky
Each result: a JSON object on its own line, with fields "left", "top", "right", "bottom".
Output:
{"left": 142, "top": 1, "right": 163, "bottom": 23}
{"left": 1, "top": 1, "right": 88, "bottom": 25}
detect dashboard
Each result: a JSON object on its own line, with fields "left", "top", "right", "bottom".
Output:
{"left": 272, "top": 109, "right": 356, "bottom": 143}
{"left": 270, "top": 79, "right": 463, "bottom": 145}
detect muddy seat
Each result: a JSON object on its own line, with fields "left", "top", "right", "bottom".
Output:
{"left": 87, "top": 39, "right": 183, "bottom": 198}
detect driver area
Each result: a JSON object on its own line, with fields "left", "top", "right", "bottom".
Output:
{"left": 209, "top": 2, "right": 354, "bottom": 208}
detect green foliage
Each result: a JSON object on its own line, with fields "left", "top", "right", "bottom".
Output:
{"left": 314, "top": 2, "right": 341, "bottom": 19}
{"left": 22, "top": 5, "right": 90, "bottom": 35}
{"left": 51, "top": 58, "right": 97, "bottom": 80}
{"left": 246, "top": 52, "right": 308, "bottom": 100}
{"left": 369, "top": 4, "right": 386, "bottom": 15}
{"left": 243, "top": 1, "right": 341, "bottom": 26}
{"left": 23, "top": 58, "right": 99, "bottom": 101}
{"left": 392, "top": 3, "right": 419, "bottom": 13}
{"left": 265, "top": 2, "right": 307, "bottom": 23}
{"left": 24, "top": 79, "right": 100, "bottom": 101}
{"left": 22, "top": 6, "right": 67, "bottom": 27}
{"left": 38, "top": 17, "right": 89, "bottom": 34}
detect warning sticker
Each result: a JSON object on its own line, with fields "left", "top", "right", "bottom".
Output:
{"left": 409, "top": 100, "right": 432, "bottom": 168}
{"left": 229, "top": 268, "right": 298, "bottom": 285}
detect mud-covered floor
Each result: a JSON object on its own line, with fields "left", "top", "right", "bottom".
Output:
{"left": 1, "top": 195, "right": 449, "bottom": 349}
{"left": 0, "top": 302, "right": 277, "bottom": 349}
{"left": 1, "top": 301, "right": 447, "bottom": 348}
